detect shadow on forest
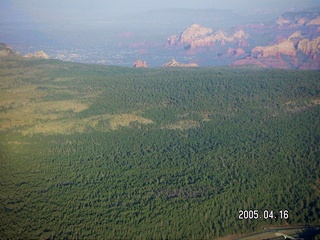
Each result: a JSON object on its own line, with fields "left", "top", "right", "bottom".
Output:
{"left": 297, "top": 226, "right": 320, "bottom": 239}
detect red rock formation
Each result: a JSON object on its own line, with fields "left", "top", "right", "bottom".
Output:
{"left": 164, "top": 11, "right": 320, "bottom": 70}
{"left": 252, "top": 40, "right": 296, "bottom": 58}
{"left": 226, "top": 48, "right": 245, "bottom": 57}
{"left": 297, "top": 37, "right": 320, "bottom": 57}
{"left": 133, "top": 60, "right": 148, "bottom": 68}
{"left": 234, "top": 48, "right": 245, "bottom": 57}
{"left": 236, "top": 32, "right": 320, "bottom": 69}
{"left": 166, "top": 24, "right": 249, "bottom": 50}
{"left": 233, "top": 30, "right": 250, "bottom": 47}
{"left": 227, "top": 48, "right": 235, "bottom": 55}
{"left": 233, "top": 55, "right": 293, "bottom": 69}
{"left": 179, "top": 24, "right": 213, "bottom": 45}
{"left": 24, "top": 51, "right": 49, "bottom": 59}
{"left": 276, "top": 17, "right": 291, "bottom": 26}
{"left": 307, "top": 16, "right": 320, "bottom": 26}
{"left": 162, "top": 58, "right": 198, "bottom": 67}
{"left": 233, "top": 56, "right": 267, "bottom": 68}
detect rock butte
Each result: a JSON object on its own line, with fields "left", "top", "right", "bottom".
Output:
{"left": 162, "top": 58, "right": 198, "bottom": 67}
{"left": 133, "top": 60, "right": 148, "bottom": 68}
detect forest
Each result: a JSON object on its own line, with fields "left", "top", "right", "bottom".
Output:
{"left": 0, "top": 59, "right": 320, "bottom": 239}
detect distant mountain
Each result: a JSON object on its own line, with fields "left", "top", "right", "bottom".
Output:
{"left": 276, "top": 11, "right": 320, "bottom": 31}
{"left": 164, "top": 10, "right": 320, "bottom": 69}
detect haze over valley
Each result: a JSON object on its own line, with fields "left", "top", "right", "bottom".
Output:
{"left": 1, "top": 0, "right": 320, "bottom": 69}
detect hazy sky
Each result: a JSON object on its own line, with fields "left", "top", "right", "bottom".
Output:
{"left": 3, "top": 0, "right": 319, "bottom": 22}
{"left": 10, "top": 0, "right": 319, "bottom": 11}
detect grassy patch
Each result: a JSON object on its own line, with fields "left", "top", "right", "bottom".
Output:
{"left": 18, "top": 113, "right": 154, "bottom": 135}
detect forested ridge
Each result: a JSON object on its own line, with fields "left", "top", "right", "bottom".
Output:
{"left": 0, "top": 59, "right": 319, "bottom": 239}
